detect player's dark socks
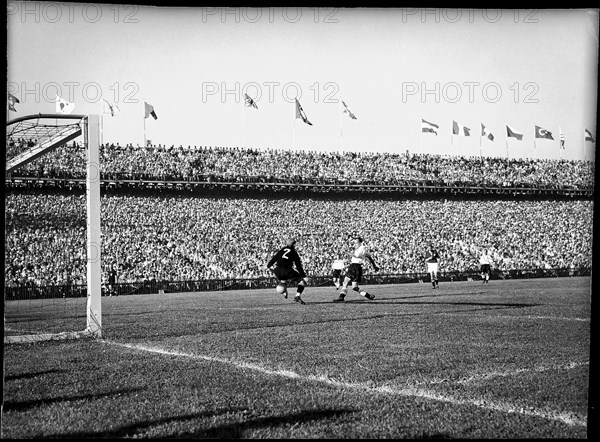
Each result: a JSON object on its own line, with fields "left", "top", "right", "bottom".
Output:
{"left": 361, "top": 291, "right": 375, "bottom": 300}
{"left": 333, "top": 291, "right": 346, "bottom": 302}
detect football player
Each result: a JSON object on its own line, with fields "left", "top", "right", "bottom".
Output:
{"left": 479, "top": 248, "right": 492, "bottom": 283}
{"left": 331, "top": 257, "right": 345, "bottom": 290}
{"left": 266, "top": 238, "right": 308, "bottom": 305}
{"left": 424, "top": 245, "right": 440, "bottom": 289}
{"left": 333, "top": 236, "right": 379, "bottom": 302}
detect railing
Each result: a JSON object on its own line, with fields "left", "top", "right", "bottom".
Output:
{"left": 5, "top": 175, "right": 594, "bottom": 198}
{"left": 3, "top": 267, "right": 590, "bottom": 300}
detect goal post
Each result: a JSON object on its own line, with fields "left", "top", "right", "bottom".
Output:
{"left": 86, "top": 114, "right": 102, "bottom": 338}
{"left": 5, "top": 114, "right": 102, "bottom": 343}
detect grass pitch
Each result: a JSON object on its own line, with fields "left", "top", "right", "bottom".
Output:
{"left": 2, "top": 277, "right": 592, "bottom": 438}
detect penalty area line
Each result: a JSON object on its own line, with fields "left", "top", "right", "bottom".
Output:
{"left": 105, "top": 340, "right": 587, "bottom": 428}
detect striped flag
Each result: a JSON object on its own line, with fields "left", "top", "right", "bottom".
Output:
{"left": 481, "top": 123, "right": 494, "bottom": 141}
{"left": 341, "top": 100, "right": 357, "bottom": 119}
{"left": 295, "top": 98, "right": 312, "bottom": 126}
{"left": 421, "top": 118, "right": 439, "bottom": 135}
{"left": 584, "top": 128, "right": 595, "bottom": 143}
{"left": 244, "top": 93, "right": 258, "bottom": 109}
{"left": 506, "top": 124, "right": 523, "bottom": 140}
{"left": 452, "top": 120, "right": 471, "bottom": 136}
{"left": 8, "top": 93, "right": 19, "bottom": 112}
{"left": 56, "top": 95, "right": 75, "bottom": 114}
{"left": 144, "top": 102, "right": 157, "bottom": 120}
{"left": 559, "top": 127, "right": 565, "bottom": 149}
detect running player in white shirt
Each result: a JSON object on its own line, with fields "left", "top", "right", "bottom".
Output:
{"left": 333, "top": 237, "right": 379, "bottom": 302}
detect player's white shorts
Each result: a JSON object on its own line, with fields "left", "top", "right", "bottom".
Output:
{"left": 427, "top": 262, "right": 439, "bottom": 273}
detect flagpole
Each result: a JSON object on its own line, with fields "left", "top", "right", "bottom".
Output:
{"left": 339, "top": 99, "right": 343, "bottom": 151}
{"left": 293, "top": 101, "right": 296, "bottom": 150}
{"left": 558, "top": 127, "right": 561, "bottom": 161}
{"left": 421, "top": 119, "right": 424, "bottom": 155}
{"left": 143, "top": 101, "right": 146, "bottom": 147}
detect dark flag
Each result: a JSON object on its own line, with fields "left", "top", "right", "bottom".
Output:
{"left": 295, "top": 98, "right": 312, "bottom": 126}
{"left": 534, "top": 125, "right": 554, "bottom": 140}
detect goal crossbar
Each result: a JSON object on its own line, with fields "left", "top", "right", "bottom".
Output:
{"left": 6, "top": 114, "right": 86, "bottom": 173}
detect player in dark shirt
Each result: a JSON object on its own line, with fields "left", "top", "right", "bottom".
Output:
{"left": 424, "top": 245, "right": 440, "bottom": 289}
{"left": 108, "top": 264, "right": 118, "bottom": 297}
{"left": 266, "top": 238, "right": 308, "bottom": 305}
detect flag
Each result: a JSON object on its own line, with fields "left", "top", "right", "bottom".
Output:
{"left": 506, "top": 124, "right": 523, "bottom": 140}
{"left": 295, "top": 98, "right": 312, "bottom": 126}
{"left": 144, "top": 101, "right": 157, "bottom": 120}
{"left": 452, "top": 120, "right": 471, "bottom": 136}
{"left": 8, "top": 93, "right": 19, "bottom": 112}
{"left": 421, "top": 118, "right": 438, "bottom": 135}
{"left": 585, "top": 128, "right": 595, "bottom": 142}
{"left": 244, "top": 93, "right": 258, "bottom": 109}
{"left": 56, "top": 95, "right": 75, "bottom": 114}
{"left": 481, "top": 123, "right": 494, "bottom": 141}
{"left": 102, "top": 97, "right": 120, "bottom": 117}
{"left": 341, "top": 100, "right": 357, "bottom": 119}
{"left": 559, "top": 127, "right": 565, "bottom": 149}
{"left": 534, "top": 125, "right": 554, "bottom": 140}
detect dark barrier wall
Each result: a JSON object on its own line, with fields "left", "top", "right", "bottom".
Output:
{"left": 4, "top": 267, "right": 590, "bottom": 300}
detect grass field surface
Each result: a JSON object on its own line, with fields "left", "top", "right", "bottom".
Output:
{"left": 2, "top": 277, "right": 592, "bottom": 438}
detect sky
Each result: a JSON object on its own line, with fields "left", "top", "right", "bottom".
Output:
{"left": 6, "top": 5, "right": 599, "bottom": 161}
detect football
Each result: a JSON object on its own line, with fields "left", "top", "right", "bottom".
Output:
{"left": 275, "top": 283, "right": 287, "bottom": 294}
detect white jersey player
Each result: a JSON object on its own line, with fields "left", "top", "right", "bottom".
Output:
{"left": 333, "top": 237, "right": 379, "bottom": 302}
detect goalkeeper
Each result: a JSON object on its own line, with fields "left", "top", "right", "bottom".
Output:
{"left": 266, "top": 238, "right": 308, "bottom": 305}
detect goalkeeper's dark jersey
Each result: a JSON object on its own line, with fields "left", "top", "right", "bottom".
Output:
{"left": 425, "top": 249, "right": 440, "bottom": 263}
{"left": 267, "top": 246, "right": 306, "bottom": 277}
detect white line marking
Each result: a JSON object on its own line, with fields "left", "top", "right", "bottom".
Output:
{"left": 501, "top": 315, "right": 589, "bottom": 322}
{"left": 441, "top": 312, "right": 590, "bottom": 322}
{"left": 105, "top": 340, "right": 587, "bottom": 428}
{"left": 422, "top": 362, "right": 589, "bottom": 385}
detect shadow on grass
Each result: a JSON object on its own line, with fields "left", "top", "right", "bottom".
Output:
{"left": 46, "top": 407, "right": 354, "bottom": 438}
{"left": 154, "top": 302, "right": 540, "bottom": 339}
{"left": 342, "top": 300, "right": 539, "bottom": 308}
{"left": 185, "top": 407, "right": 358, "bottom": 438}
{"left": 5, "top": 368, "right": 65, "bottom": 381}
{"left": 3, "top": 387, "right": 147, "bottom": 412}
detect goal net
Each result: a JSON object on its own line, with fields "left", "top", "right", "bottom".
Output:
{"left": 5, "top": 114, "right": 102, "bottom": 343}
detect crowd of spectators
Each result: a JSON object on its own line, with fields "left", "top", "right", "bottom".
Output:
{"left": 5, "top": 189, "right": 593, "bottom": 287}
{"left": 7, "top": 141, "right": 595, "bottom": 189}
